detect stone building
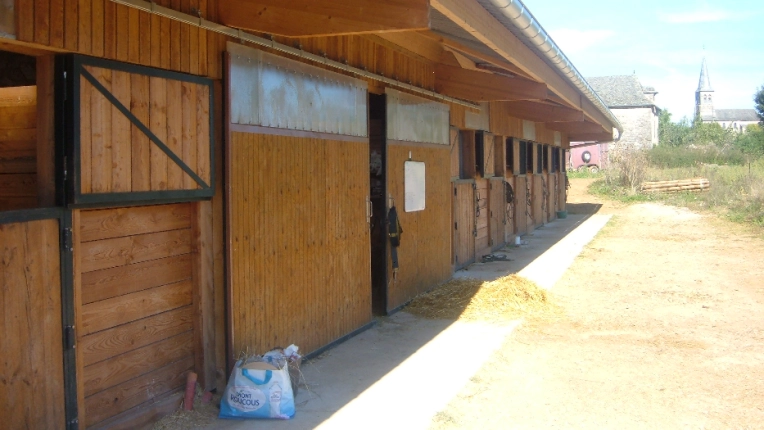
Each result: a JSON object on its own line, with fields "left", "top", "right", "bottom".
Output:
{"left": 587, "top": 75, "right": 660, "bottom": 149}
{"left": 695, "top": 57, "right": 759, "bottom": 132}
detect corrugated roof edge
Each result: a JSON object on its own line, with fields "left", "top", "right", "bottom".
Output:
{"left": 483, "top": 0, "right": 623, "bottom": 137}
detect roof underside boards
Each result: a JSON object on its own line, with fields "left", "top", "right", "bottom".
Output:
{"left": 708, "top": 109, "right": 759, "bottom": 122}
{"left": 587, "top": 75, "right": 655, "bottom": 108}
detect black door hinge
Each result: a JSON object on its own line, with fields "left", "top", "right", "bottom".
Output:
{"left": 454, "top": 222, "right": 457, "bottom": 230}
{"left": 62, "top": 156, "right": 68, "bottom": 182}
{"left": 67, "top": 418, "right": 79, "bottom": 430}
{"left": 62, "top": 227, "right": 73, "bottom": 252}
{"left": 64, "top": 325, "right": 76, "bottom": 350}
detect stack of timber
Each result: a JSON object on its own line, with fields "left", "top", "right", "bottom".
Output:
{"left": 641, "top": 178, "right": 710, "bottom": 193}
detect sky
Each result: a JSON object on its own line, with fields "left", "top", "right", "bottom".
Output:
{"left": 521, "top": 0, "right": 764, "bottom": 122}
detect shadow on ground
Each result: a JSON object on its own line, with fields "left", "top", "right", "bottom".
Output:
{"left": 184, "top": 209, "right": 611, "bottom": 430}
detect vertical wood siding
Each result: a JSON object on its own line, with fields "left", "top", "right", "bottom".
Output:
{"left": 0, "top": 86, "right": 37, "bottom": 209}
{"left": 78, "top": 65, "right": 211, "bottom": 195}
{"left": 228, "top": 132, "right": 371, "bottom": 356}
{"left": 504, "top": 176, "right": 516, "bottom": 242}
{"left": 514, "top": 175, "right": 528, "bottom": 235}
{"left": 386, "top": 143, "right": 451, "bottom": 310}
{"left": 452, "top": 181, "right": 474, "bottom": 270}
{"left": 0, "top": 218, "right": 66, "bottom": 429}
{"left": 489, "top": 177, "right": 504, "bottom": 250}
{"left": 73, "top": 203, "right": 197, "bottom": 428}
{"left": 473, "top": 178, "right": 490, "bottom": 260}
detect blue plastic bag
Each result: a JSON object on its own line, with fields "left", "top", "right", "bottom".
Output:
{"left": 219, "top": 359, "right": 295, "bottom": 419}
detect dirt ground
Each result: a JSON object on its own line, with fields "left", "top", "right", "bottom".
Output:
{"left": 430, "top": 178, "right": 764, "bottom": 429}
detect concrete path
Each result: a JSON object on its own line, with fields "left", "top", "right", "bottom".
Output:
{"left": 206, "top": 213, "right": 610, "bottom": 429}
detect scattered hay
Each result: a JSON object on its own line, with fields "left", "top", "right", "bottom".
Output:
{"left": 152, "top": 386, "right": 221, "bottom": 430}
{"left": 406, "top": 275, "right": 558, "bottom": 323}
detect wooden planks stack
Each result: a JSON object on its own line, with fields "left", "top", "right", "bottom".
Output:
{"left": 641, "top": 178, "right": 711, "bottom": 193}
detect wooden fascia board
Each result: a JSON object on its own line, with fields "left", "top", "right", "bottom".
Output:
{"left": 430, "top": 0, "right": 614, "bottom": 130}
{"left": 435, "top": 64, "right": 546, "bottom": 102}
{"left": 501, "top": 101, "right": 584, "bottom": 123}
{"left": 219, "top": 0, "right": 430, "bottom": 37}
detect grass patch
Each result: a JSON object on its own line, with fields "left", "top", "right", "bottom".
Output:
{"left": 567, "top": 169, "right": 603, "bottom": 179}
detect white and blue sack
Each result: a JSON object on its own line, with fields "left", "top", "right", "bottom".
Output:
{"left": 219, "top": 358, "right": 296, "bottom": 420}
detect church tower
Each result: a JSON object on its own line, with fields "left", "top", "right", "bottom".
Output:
{"left": 695, "top": 57, "right": 714, "bottom": 121}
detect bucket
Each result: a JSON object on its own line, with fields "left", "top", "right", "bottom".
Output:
{"left": 514, "top": 236, "right": 522, "bottom": 246}
{"left": 556, "top": 210, "right": 568, "bottom": 219}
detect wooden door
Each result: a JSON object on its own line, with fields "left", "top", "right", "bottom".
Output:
{"left": 453, "top": 181, "right": 474, "bottom": 270}
{"left": 1, "top": 211, "right": 68, "bottom": 429}
{"left": 73, "top": 203, "right": 200, "bottom": 428}
{"left": 0, "top": 85, "right": 37, "bottom": 210}
{"left": 489, "top": 178, "right": 504, "bottom": 250}
{"left": 62, "top": 55, "right": 214, "bottom": 206}
{"left": 474, "top": 178, "right": 490, "bottom": 260}
{"left": 515, "top": 176, "right": 527, "bottom": 235}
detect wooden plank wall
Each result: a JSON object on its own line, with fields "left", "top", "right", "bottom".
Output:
{"left": 449, "top": 128, "right": 460, "bottom": 179}
{"left": 515, "top": 175, "right": 527, "bottom": 235}
{"left": 228, "top": 132, "right": 371, "bottom": 356}
{"left": 73, "top": 203, "right": 197, "bottom": 428}
{"left": 504, "top": 176, "right": 516, "bottom": 242}
{"left": 386, "top": 143, "right": 451, "bottom": 311}
{"left": 452, "top": 181, "right": 474, "bottom": 270}
{"left": 0, "top": 85, "right": 37, "bottom": 209}
{"left": 79, "top": 65, "right": 210, "bottom": 194}
{"left": 473, "top": 178, "right": 490, "bottom": 260}
{"left": 489, "top": 178, "right": 504, "bottom": 250}
{"left": 0, "top": 218, "right": 65, "bottom": 429}
{"left": 533, "top": 174, "right": 543, "bottom": 227}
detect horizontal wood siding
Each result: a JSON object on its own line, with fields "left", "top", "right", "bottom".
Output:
{"left": 0, "top": 86, "right": 37, "bottom": 210}
{"left": 78, "top": 65, "right": 211, "bottom": 195}
{"left": 0, "top": 218, "right": 65, "bottom": 429}
{"left": 229, "top": 132, "right": 371, "bottom": 356}
{"left": 452, "top": 181, "right": 475, "bottom": 270}
{"left": 74, "top": 203, "right": 197, "bottom": 428}
{"left": 386, "top": 143, "right": 451, "bottom": 310}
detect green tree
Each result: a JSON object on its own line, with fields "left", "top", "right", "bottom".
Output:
{"left": 755, "top": 85, "right": 764, "bottom": 125}
{"left": 658, "top": 109, "right": 691, "bottom": 146}
{"left": 735, "top": 124, "right": 764, "bottom": 159}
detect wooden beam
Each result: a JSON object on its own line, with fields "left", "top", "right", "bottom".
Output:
{"left": 435, "top": 64, "right": 547, "bottom": 102}
{"left": 545, "top": 121, "right": 608, "bottom": 135}
{"left": 568, "top": 132, "right": 614, "bottom": 142}
{"left": 430, "top": 0, "right": 616, "bottom": 131}
{"left": 420, "top": 30, "right": 534, "bottom": 81}
{"left": 500, "top": 101, "right": 584, "bottom": 123}
{"left": 219, "top": 0, "right": 430, "bottom": 37}
{"left": 370, "top": 31, "right": 443, "bottom": 63}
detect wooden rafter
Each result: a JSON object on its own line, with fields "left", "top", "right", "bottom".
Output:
{"left": 429, "top": 0, "right": 615, "bottom": 130}
{"left": 499, "top": 101, "right": 584, "bottom": 123}
{"left": 219, "top": 0, "right": 430, "bottom": 37}
{"left": 435, "top": 64, "right": 547, "bottom": 102}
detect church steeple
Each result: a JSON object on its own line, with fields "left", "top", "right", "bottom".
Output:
{"left": 695, "top": 57, "right": 714, "bottom": 121}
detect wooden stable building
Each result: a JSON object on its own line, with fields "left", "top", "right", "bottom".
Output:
{"left": 0, "top": 0, "right": 621, "bottom": 428}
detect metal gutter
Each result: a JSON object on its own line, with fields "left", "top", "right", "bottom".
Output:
{"left": 483, "top": 0, "right": 623, "bottom": 136}
{"left": 110, "top": 0, "right": 479, "bottom": 109}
